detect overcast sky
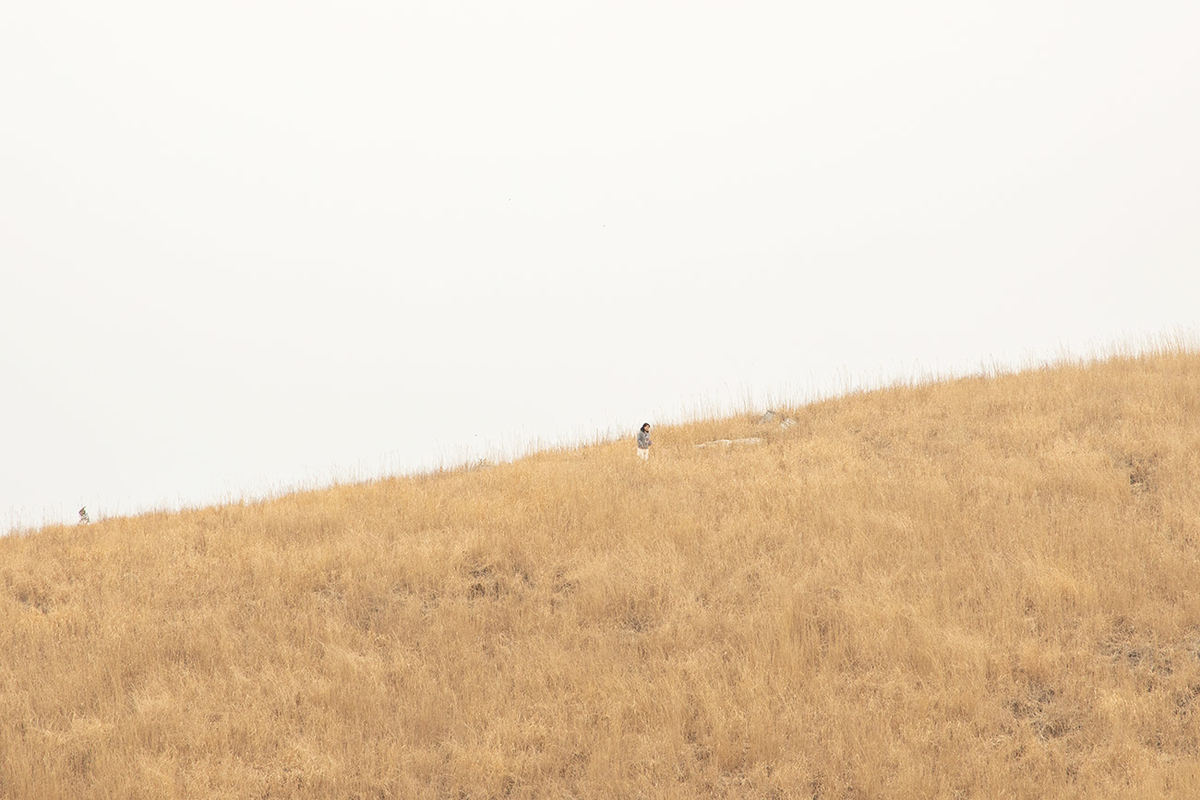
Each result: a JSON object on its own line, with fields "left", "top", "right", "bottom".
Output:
{"left": 3, "top": 1, "right": 1198, "bottom": 531}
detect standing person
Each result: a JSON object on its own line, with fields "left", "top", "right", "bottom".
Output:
{"left": 637, "top": 423, "right": 652, "bottom": 461}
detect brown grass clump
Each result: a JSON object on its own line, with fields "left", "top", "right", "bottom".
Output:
{"left": 3, "top": 347, "right": 1200, "bottom": 798}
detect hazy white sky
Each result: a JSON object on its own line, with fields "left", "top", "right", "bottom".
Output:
{"left": 3, "top": 1, "right": 1198, "bottom": 531}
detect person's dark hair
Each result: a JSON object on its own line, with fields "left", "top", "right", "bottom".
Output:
{"left": 641, "top": 423, "right": 650, "bottom": 431}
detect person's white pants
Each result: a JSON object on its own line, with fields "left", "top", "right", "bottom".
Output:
{"left": 637, "top": 448, "right": 649, "bottom": 461}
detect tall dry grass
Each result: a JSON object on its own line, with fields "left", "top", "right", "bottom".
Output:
{"left": 3, "top": 347, "right": 1200, "bottom": 798}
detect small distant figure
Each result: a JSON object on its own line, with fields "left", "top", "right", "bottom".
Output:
{"left": 637, "top": 423, "right": 652, "bottom": 461}
{"left": 78, "top": 506, "right": 90, "bottom": 525}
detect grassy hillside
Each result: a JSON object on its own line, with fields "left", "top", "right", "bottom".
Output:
{"left": 3, "top": 348, "right": 1200, "bottom": 798}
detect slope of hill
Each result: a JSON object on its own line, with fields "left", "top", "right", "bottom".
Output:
{"left": 3, "top": 348, "right": 1200, "bottom": 798}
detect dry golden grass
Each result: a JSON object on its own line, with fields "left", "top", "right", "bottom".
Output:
{"left": 4, "top": 347, "right": 1200, "bottom": 798}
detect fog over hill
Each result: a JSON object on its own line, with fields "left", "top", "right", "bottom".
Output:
{"left": 4, "top": 1, "right": 1199, "bottom": 532}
